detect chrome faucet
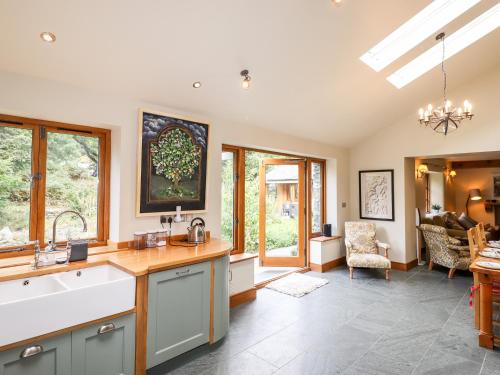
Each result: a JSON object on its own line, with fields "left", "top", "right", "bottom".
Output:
{"left": 51, "top": 210, "right": 88, "bottom": 251}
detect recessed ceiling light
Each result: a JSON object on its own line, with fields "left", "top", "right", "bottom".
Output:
{"left": 332, "top": 0, "right": 342, "bottom": 4}
{"left": 40, "top": 32, "right": 56, "bottom": 43}
{"left": 192, "top": 81, "right": 202, "bottom": 88}
{"left": 360, "top": 0, "right": 480, "bottom": 72}
{"left": 387, "top": 3, "right": 500, "bottom": 89}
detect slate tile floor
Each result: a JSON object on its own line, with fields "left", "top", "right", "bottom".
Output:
{"left": 148, "top": 266, "right": 500, "bottom": 375}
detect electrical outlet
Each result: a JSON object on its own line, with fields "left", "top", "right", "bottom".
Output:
{"left": 342, "top": 202, "right": 347, "bottom": 208}
{"left": 160, "top": 215, "right": 168, "bottom": 224}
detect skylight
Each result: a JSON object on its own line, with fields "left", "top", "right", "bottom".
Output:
{"left": 360, "top": 0, "right": 481, "bottom": 72}
{"left": 387, "top": 3, "right": 500, "bottom": 89}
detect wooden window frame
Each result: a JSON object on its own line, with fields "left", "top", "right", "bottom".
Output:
{"left": 0, "top": 114, "right": 111, "bottom": 255}
{"left": 221, "top": 144, "right": 326, "bottom": 255}
{"left": 307, "top": 159, "right": 326, "bottom": 239}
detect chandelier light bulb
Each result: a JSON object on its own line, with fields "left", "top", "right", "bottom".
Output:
{"left": 418, "top": 108, "right": 424, "bottom": 119}
{"left": 427, "top": 104, "right": 433, "bottom": 112}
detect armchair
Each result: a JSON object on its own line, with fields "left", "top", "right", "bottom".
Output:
{"left": 419, "top": 224, "right": 470, "bottom": 279}
{"left": 344, "top": 222, "right": 391, "bottom": 280}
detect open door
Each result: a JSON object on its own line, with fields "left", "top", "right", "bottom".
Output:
{"left": 259, "top": 159, "right": 305, "bottom": 267}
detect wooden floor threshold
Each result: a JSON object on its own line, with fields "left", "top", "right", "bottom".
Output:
{"left": 255, "top": 267, "right": 310, "bottom": 289}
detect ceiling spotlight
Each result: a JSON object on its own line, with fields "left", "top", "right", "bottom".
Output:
{"left": 240, "top": 70, "right": 251, "bottom": 89}
{"left": 40, "top": 32, "right": 56, "bottom": 43}
{"left": 332, "top": 0, "right": 342, "bottom": 4}
{"left": 192, "top": 81, "right": 202, "bottom": 88}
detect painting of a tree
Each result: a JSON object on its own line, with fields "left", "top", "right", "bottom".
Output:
{"left": 137, "top": 110, "right": 209, "bottom": 215}
{"left": 151, "top": 128, "right": 200, "bottom": 197}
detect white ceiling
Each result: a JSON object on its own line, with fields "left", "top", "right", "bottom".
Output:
{"left": 0, "top": 0, "right": 499, "bottom": 147}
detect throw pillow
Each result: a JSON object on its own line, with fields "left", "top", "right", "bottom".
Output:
{"left": 458, "top": 212, "right": 478, "bottom": 229}
{"left": 443, "top": 212, "right": 465, "bottom": 230}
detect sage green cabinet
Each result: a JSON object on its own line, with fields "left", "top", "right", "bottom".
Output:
{"left": 0, "top": 334, "right": 71, "bottom": 375}
{"left": 147, "top": 262, "right": 210, "bottom": 368}
{"left": 213, "top": 255, "right": 229, "bottom": 343}
{"left": 71, "top": 314, "right": 135, "bottom": 375}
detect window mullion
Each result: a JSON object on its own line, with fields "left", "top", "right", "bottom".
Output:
{"left": 35, "top": 126, "right": 48, "bottom": 245}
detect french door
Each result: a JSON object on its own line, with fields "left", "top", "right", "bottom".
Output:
{"left": 258, "top": 159, "right": 306, "bottom": 267}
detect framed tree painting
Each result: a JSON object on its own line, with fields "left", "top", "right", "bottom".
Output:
{"left": 137, "top": 109, "right": 209, "bottom": 216}
{"left": 359, "top": 169, "right": 394, "bottom": 221}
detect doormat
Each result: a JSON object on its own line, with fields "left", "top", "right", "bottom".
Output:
{"left": 265, "top": 273, "right": 329, "bottom": 297}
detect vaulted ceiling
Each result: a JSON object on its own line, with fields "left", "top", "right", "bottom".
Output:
{"left": 0, "top": 0, "right": 499, "bottom": 147}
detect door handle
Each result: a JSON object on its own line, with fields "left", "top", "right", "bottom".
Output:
{"left": 97, "top": 323, "right": 115, "bottom": 335}
{"left": 20, "top": 345, "right": 43, "bottom": 359}
{"left": 176, "top": 269, "right": 190, "bottom": 277}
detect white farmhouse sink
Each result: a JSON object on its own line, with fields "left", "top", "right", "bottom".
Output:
{"left": 0, "top": 265, "right": 135, "bottom": 346}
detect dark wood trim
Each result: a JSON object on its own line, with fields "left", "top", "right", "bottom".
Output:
{"left": 310, "top": 235, "right": 342, "bottom": 242}
{"left": 451, "top": 160, "right": 500, "bottom": 170}
{"left": 230, "top": 253, "right": 258, "bottom": 264}
{"left": 209, "top": 260, "right": 215, "bottom": 343}
{"left": 391, "top": 259, "right": 418, "bottom": 271}
{"left": 135, "top": 275, "right": 148, "bottom": 375}
{"left": 310, "top": 257, "right": 346, "bottom": 272}
{"left": 359, "top": 169, "right": 395, "bottom": 221}
{"left": 230, "top": 288, "right": 257, "bottom": 308}
{"left": 0, "top": 309, "right": 135, "bottom": 352}
{"left": 0, "top": 114, "right": 111, "bottom": 254}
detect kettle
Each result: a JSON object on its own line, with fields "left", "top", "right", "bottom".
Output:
{"left": 187, "top": 217, "right": 206, "bottom": 244}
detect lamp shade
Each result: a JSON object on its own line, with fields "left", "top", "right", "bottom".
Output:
{"left": 469, "top": 188, "right": 482, "bottom": 201}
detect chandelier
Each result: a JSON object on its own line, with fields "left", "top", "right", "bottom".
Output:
{"left": 418, "top": 32, "right": 473, "bottom": 135}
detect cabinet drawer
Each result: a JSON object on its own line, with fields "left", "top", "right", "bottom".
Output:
{"left": 0, "top": 334, "right": 71, "bottom": 375}
{"left": 71, "top": 313, "right": 135, "bottom": 375}
{"left": 147, "top": 262, "right": 210, "bottom": 368}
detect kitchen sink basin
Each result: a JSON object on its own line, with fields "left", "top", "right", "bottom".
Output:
{"left": 54, "top": 264, "right": 132, "bottom": 289}
{"left": 0, "top": 264, "right": 135, "bottom": 347}
{"left": 0, "top": 274, "right": 67, "bottom": 305}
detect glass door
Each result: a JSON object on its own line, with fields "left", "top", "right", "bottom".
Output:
{"left": 258, "top": 159, "right": 305, "bottom": 267}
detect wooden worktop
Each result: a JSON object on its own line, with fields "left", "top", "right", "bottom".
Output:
{"left": 0, "top": 239, "right": 232, "bottom": 282}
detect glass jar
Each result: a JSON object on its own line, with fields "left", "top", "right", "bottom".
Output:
{"left": 146, "top": 230, "right": 158, "bottom": 248}
{"left": 157, "top": 228, "right": 168, "bottom": 246}
{"left": 134, "top": 231, "right": 147, "bottom": 250}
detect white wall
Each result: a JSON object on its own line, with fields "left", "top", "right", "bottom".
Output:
{"left": 349, "top": 65, "right": 500, "bottom": 263}
{"left": 0, "top": 71, "right": 349, "bottom": 244}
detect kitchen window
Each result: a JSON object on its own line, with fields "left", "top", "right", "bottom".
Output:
{"left": 0, "top": 114, "right": 110, "bottom": 253}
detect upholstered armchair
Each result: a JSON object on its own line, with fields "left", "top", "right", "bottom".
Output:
{"left": 419, "top": 224, "right": 470, "bottom": 279}
{"left": 344, "top": 221, "right": 391, "bottom": 280}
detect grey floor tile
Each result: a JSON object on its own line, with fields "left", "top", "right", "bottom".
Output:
{"left": 481, "top": 351, "right": 500, "bottom": 374}
{"left": 273, "top": 350, "right": 345, "bottom": 375}
{"left": 200, "top": 351, "right": 278, "bottom": 375}
{"left": 343, "top": 351, "right": 414, "bottom": 375}
{"left": 413, "top": 350, "right": 482, "bottom": 375}
{"left": 431, "top": 320, "right": 487, "bottom": 364}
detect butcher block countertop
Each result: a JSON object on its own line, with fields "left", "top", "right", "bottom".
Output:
{"left": 0, "top": 239, "right": 232, "bottom": 282}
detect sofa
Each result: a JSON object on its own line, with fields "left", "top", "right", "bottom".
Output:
{"left": 421, "top": 211, "right": 499, "bottom": 242}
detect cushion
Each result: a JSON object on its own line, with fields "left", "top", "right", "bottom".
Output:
{"left": 458, "top": 212, "right": 478, "bottom": 229}
{"left": 442, "top": 212, "right": 465, "bottom": 230}
{"left": 345, "top": 222, "right": 377, "bottom": 254}
{"left": 347, "top": 254, "right": 391, "bottom": 269}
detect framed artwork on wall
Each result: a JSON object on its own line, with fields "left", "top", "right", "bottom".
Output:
{"left": 136, "top": 109, "right": 209, "bottom": 216}
{"left": 494, "top": 175, "right": 500, "bottom": 198}
{"left": 359, "top": 169, "right": 395, "bottom": 221}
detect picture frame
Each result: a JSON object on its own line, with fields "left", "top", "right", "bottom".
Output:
{"left": 359, "top": 169, "right": 395, "bottom": 221}
{"left": 136, "top": 109, "right": 210, "bottom": 216}
{"left": 494, "top": 175, "right": 500, "bottom": 198}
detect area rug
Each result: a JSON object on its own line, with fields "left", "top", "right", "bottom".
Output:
{"left": 265, "top": 273, "right": 329, "bottom": 297}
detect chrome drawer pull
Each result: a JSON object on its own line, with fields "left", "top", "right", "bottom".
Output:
{"left": 20, "top": 345, "right": 43, "bottom": 359}
{"left": 97, "top": 323, "right": 115, "bottom": 334}
{"left": 176, "top": 269, "right": 190, "bottom": 276}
